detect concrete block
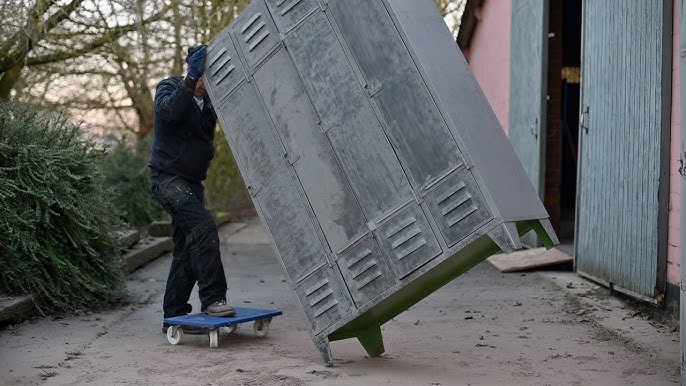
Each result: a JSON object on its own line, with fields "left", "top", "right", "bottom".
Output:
{"left": 116, "top": 229, "right": 140, "bottom": 250}
{"left": 122, "top": 237, "right": 173, "bottom": 273}
{"left": 147, "top": 221, "right": 172, "bottom": 237}
{"left": 0, "top": 294, "right": 36, "bottom": 325}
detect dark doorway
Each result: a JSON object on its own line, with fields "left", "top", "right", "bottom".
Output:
{"left": 546, "top": 0, "right": 582, "bottom": 242}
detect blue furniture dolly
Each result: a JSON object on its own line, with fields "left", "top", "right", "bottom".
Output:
{"left": 164, "top": 307, "right": 283, "bottom": 348}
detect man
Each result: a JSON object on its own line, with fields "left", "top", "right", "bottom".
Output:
{"left": 149, "top": 45, "right": 235, "bottom": 333}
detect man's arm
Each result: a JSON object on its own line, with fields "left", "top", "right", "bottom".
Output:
{"left": 154, "top": 77, "right": 197, "bottom": 123}
{"left": 155, "top": 46, "right": 207, "bottom": 123}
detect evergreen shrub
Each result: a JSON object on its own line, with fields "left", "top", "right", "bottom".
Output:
{"left": 205, "top": 128, "right": 253, "bottom": 217}
{"left": 101, "top": 137, "right": 167, "bottom": 228}
{"left": 0, "top": 102, "right": 123, "bottom": 312}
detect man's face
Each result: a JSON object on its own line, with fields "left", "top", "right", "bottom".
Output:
{"left": 194, "top": 77, "right": 206, "bottom": 97}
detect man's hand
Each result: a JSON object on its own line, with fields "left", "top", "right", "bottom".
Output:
{"left": 187, "top": 45, "right": 208, "bottom": 79}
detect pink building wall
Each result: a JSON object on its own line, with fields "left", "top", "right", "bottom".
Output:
{"left": 462, "top": 0, "right": 512, "bottom": 133}
{"left": 667, "top": 0, "right": 681, "bottom": 285}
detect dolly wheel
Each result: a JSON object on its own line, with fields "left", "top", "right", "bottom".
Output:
{"left": 253, "top": 320, "right": 270, "bottom": 337}
{"left": 220, "top": 324, "right": 238, "bottom": 334}
{"left": 209, "top": 329, "right": 220, "bottom": 348}
{"left": 167, "top": 326, "right": 183, "bottom": 345}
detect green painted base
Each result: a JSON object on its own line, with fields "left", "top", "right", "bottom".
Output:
{"left": 328, "top": 220, "right": 549, "bottom": 356}
{"left": 356, "top": 324, "right": 384, "bottom": 357}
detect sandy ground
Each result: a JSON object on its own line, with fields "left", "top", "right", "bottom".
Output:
{"left": 0, "top": 219, "right": 680, "bottom": 386}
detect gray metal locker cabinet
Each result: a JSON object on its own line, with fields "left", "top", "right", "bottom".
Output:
{"left": 204, "top": 0, "right": 558, "bottom": 365}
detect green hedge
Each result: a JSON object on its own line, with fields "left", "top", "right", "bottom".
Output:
{"left": 0, "top": 102, "right": 124, "bottom": 312}
{"left": 101, "top": 137, "right": 167, "bottom": 228}
{"left": 205, "top": 128, "right": 253, "bottom": 216}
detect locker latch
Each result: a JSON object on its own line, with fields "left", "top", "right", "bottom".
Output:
{"left": 364, "top": 83, "right": 382, "bottom": 98}
{"left": 679, "top": 153, "right": 686, "bottom": 178}
{"left": 320, "top": 121, "right": 337, "bottom": 134}
{"left": 327, "top": 253, "right": 336, "bottom": 268}
{"left": 247, "top": 185, "right": 262, "bottom": 197}
{"left": 284, "top": 153, "right": 300, "bottom": 166}
{"left": 412, "top": 189, "right": 421, "bottom": 204}
{"left": 530, "top": 118, "right": 538, "bottom": 139}
{"left": 580, "top": 105, "right": 590, "bottom": 134}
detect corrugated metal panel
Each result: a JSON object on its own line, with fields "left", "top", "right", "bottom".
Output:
{"left": 576, "top": 0, "right": 671, "bottom": 300}
{"left": 508, "top": 0, "right": 548, "bottom": 195}
{"left": 679, "top": 0, "right": 686, "bottom": 385}
{"left": 680, "top": 0, "right": 686, "bottom": 381}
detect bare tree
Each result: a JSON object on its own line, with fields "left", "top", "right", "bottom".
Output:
{"left": 0, "top": 0, "right": 174, "bottom": 100}
{"left": 4, "top": 0, "right": 457, "bottom": 136}
{"left": 435, "top": 0, "right": 466, "bottom": 36}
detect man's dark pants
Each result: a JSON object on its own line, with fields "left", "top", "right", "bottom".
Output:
{"left": 150, "top": 169, "right": 227, "bottom": 318}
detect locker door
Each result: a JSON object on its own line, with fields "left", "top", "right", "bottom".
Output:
{"left": 283, "top": 11, "right": 414, "bottom": 222}
{"left": 214, "top": 83, "right": 329, "bottom": 284}
{"left": 252, "top": 48, "right": 368, "bottom": 254}
{"left": 328, "top": 0, "right": 464, "bottom": 189}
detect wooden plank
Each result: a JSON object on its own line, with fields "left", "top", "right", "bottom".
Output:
{"left": 488, "top": 247, "right": 572, "bottom": 273}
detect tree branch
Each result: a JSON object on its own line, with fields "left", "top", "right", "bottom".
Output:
{"left": 0, "top": 0, "right": 81, "bottom": 72}
{"left": 26, "top": 0, "right": 177, "bottom": 67}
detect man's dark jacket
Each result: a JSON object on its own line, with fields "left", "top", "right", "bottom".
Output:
{"left": 149, "top": 76, "right": 217, "bottom": 182}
